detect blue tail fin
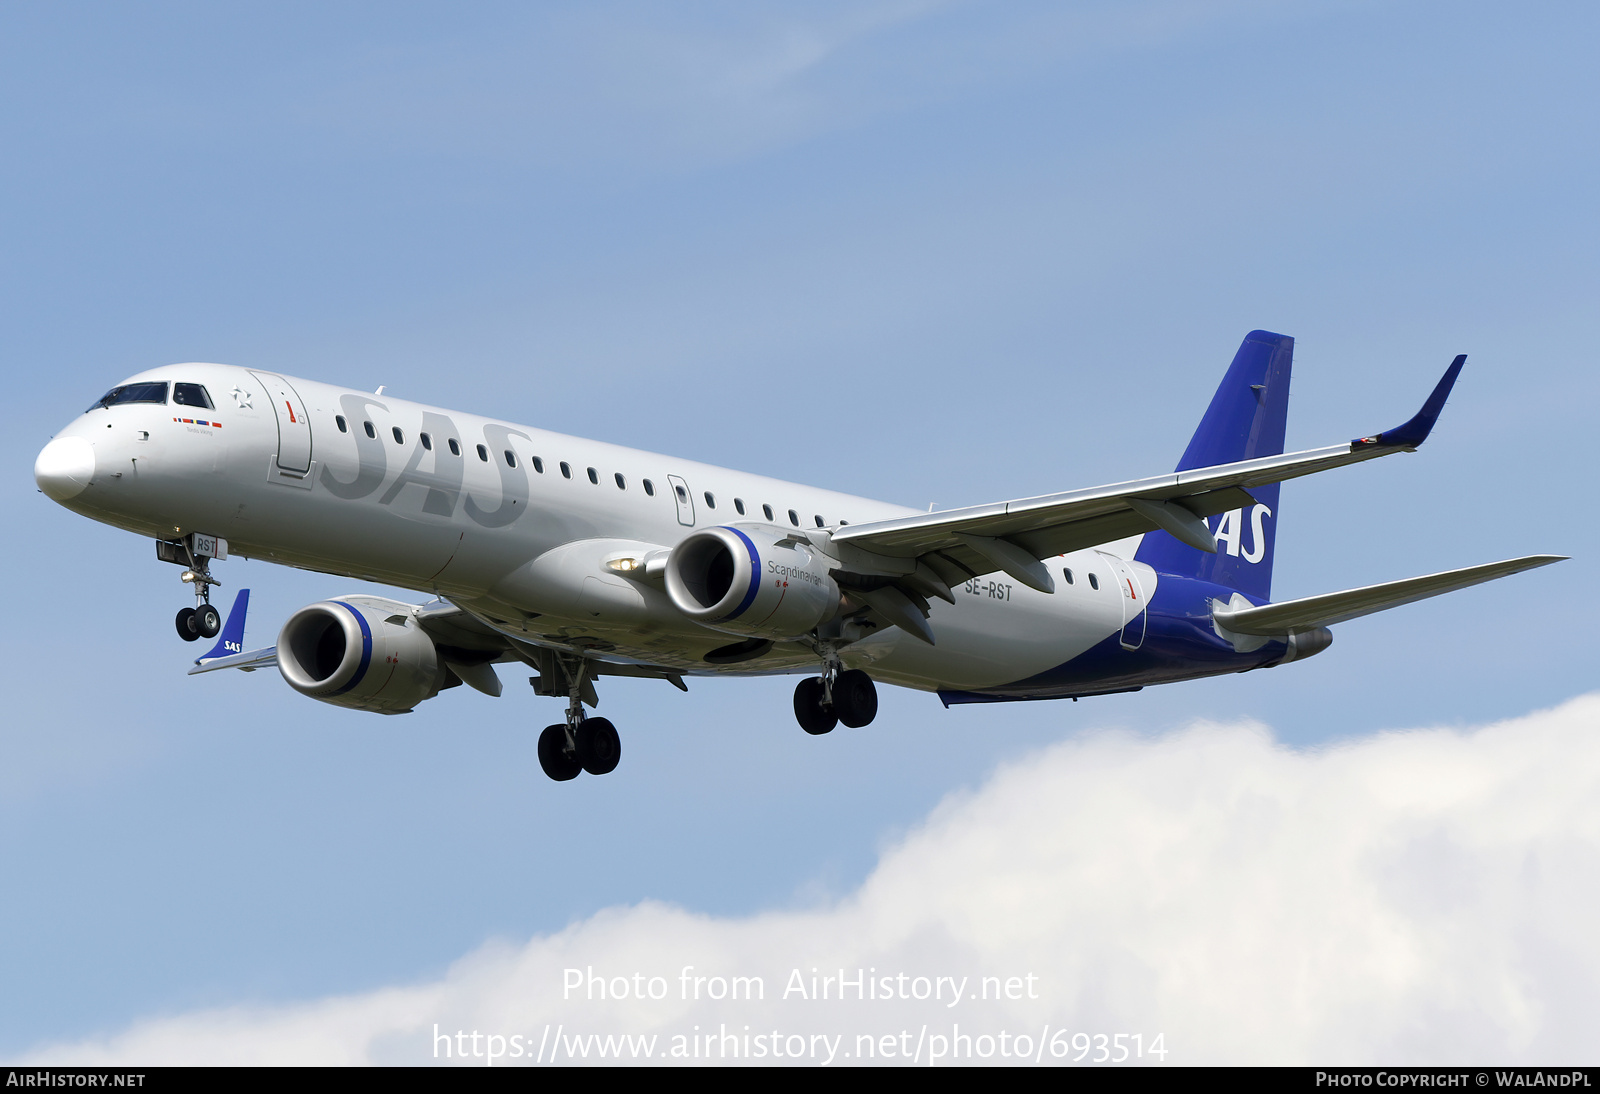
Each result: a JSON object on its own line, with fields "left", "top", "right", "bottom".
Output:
{"left": 199, "top": 588, "right": 250, "bottom": 662}
{"left": 1135, "top": 331, "right": 1292, "bottom": 601}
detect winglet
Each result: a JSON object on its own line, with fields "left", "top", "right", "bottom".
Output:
{"left": 1352, "top": 354, "right": 1466, "bottom": 450}
{"left": 196, "top": 588, "right": 250, "bottom": 664}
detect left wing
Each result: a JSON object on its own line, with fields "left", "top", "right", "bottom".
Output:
{"left": 189, "top": 645, "right": 278, "bottom": 674}
{"left": 189, "top": 589, "right": 276, "bottom": 673}
{"left": 186, "top": 593, "right": 690, "bottom": 700}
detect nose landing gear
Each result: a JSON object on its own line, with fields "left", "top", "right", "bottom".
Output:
{"left": 175, "top": 602, "right": 221, "bottom": 642}
{"left": 162, "top": 533, "right": 227, "bottom": 642}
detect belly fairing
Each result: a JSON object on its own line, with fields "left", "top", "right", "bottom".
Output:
{"left": 938, "top": 575, "right": 1288, "bottom": 702}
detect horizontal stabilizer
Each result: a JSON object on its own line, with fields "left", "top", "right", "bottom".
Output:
{"left": 189, "top": 645, "right": 278, "bottom": 674}
{"left": 1214, "top": 555, "right": 1566, "bottom": 636}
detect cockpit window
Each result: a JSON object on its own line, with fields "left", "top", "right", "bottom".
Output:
{"left": 172, "top": 383, "right": 214, "bottom": 410}
{"left": 89, "top": 382, "right": 168, "bottom": 411}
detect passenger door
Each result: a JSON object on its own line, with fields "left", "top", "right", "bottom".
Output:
{"left": 250, "top": 371, "right": 313, "bottom": 475}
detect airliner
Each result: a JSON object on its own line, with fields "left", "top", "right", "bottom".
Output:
{"left": 34, "top": 331, "right": 1563, "bottom": 781}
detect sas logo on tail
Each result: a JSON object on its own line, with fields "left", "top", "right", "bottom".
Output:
{"left": 1211, "top": 504, "right": 1272, "bottom": 563}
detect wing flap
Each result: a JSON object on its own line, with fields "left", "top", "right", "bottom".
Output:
{"left": 1214, "top": 555, "right": 1567, "bottom": 636}
{"left": 415, "top": 600, "right": 512, "bottom": 651}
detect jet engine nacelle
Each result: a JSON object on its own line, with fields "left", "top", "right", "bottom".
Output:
{"left": 665, "top": 524, "right": 843, "bottom": 641}
{"left": 276, "top": 595, "right": 446, "bottom": 714}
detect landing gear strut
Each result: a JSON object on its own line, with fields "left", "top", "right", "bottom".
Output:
{"left": 793, "top": 649, "right": 878, "bottom": 734}
{"left": 166, "top": 533, "right": 224, "bottom": 642}
{"left": 534, "top": 653, "right": 623, "bottom": 781}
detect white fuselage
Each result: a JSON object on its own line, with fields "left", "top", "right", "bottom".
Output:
{"left": 41, "top": 363, "right": 1149, "bottom": 692}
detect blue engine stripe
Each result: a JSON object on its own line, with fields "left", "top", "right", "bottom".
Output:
{"left": 718, "top": 526, "right": 763, "bottom": 622}
{"left": 328, "top": 601, "right": 374, "bottom": 696}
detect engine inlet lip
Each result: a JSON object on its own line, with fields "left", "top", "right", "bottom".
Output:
{"left": 666, "top": 527, "right": 760, "bottom": 621}
{"left": 277, "top": 602, "right": 373, "bottom": 696}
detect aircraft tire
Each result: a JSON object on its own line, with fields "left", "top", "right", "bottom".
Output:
{"left": 833, "top": 669, "right": 878, "bottom": 728}
{"left": 175, "top": 607, "right": 201, "bottom": 642}
{"left": 195, "top": 603, "right": 222, "bottom": 639}
{"left": 538, "top": 724, "right": 582, "bottom": 782}
{"left": 575, "top": 717, "right": 621, "bottom": 775}
{"left": 794, "top": 677, "right": 837, "bottom": 735}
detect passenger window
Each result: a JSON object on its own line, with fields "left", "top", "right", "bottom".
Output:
{"left": 364, "top": 422, "right": 376, "bottom": 439}
{"left": 90, "top": 382, "right": 168, "bottom": 411}
{"left": 420, "top": 432, "right": 433, "bottom": 451}
{"left": 814, "top": 515, "right": 824, "bottom": 528}
{"left": 1088, "top": 573, "right": 1099, "bottom": 590}
{"left": 392, "top": 427, "right": 404, "bottom": 444}
{"left": 172, "top": 383, "right": 214, "bottom": 409}
{"left": 336, "top": 415, "right": 348, "bottom": 433}
{"left": 763, "top": 504, "right": 774, "bottom": 521}
{"left": 1063, "top": 568, "right": 1074, "bottom": 585}
{"left": 504, "top": 450, "right": 517, "bottom": 468}
{"left": 560, "top": 462, "right": 572, "bottom": 479}
{"left": 734, "top": 498, "right": 745, "bottom": 515}
{"left": 476, "top": 444, "right": 488, "bottom": 461}
{"left": 615, "top": 473, "right": 626, "bottom": 489}
{"left": 788, "top": 509, "right": 799, "bottom": 526}
{"left": 675, "top": 484, "right": 689, "bottom": 501}
{"left": 448, "top": 438, "right": 460, "bottom": 456}
{"left": 532, "top": 456, "right": 544, "bottom": 473}
{"left": 643, "top": 479, "right": 655, "bottom": 497}
{"left": 704, "top": 492, "right": 716, "bottom": 509}
{"left": 587, "top": 467, "right": 599, "bottom": 484}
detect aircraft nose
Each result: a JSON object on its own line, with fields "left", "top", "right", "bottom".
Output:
{"left": 35, "top": 436, "right": 96, "bottom": 500}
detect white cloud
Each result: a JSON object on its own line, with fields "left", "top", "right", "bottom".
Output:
{"left": 23, "top": 693, "right": 1600, "bottom": 1065}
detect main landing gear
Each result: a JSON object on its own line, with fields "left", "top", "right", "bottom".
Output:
{"left": 538, "top": 718, "right": 621, "bottom": 781}
{"left": 164, "top": 533, "right": 224, "bottom": 643}
{"left": 793, "top": 655, "right": 878, "bottom": 735}
{"left": 535, "top": 654, "right": 623, "bottom": 781}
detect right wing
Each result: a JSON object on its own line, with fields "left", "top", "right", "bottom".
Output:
{"left": 825, "top": 356, "right": 1467, "bottom": 601}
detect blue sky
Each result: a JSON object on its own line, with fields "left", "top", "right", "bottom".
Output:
{"left": 3, "top": 1, "right": 1596, "bottom": 1062}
